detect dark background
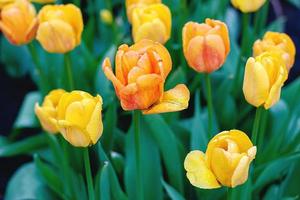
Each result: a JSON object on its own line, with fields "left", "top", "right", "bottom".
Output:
{"left": 0, "top": 1, "right": 299, "bottom": 198}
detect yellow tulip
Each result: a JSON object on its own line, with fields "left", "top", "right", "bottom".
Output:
{"left": 100, "top": 9, "right": 113, "bottom": 25}
{"left": 55, "top": 91, "right": 103, "bottom": 147}
{"left": 184, "top": 130, "right": 256, "bottom": 189}
{"left": 182, "top": 19, "right": 230, "bottom": 73}
{"left": 0, "top": 0, "right": 54, "bottom": 9}
{"left": 36, "top": 4, "right": 83, "bottom": 53}
{"left": 132, "top": 3, "right": 171, "bottom": 44}
{"left": 243, "top": 52, "right": 288, "bottom": 109}
{"left": 35, "top": 89, "right": 66, "bottom": 134}
{"left": 102, "top": 39, "right": 190, "bottom": 114}
{"left": 126, "top": 0, "right": 161, "bottom": 23}
{"left": 0, "top": 0, "right": 38, "bottom": 45}
{"left": 231, "top": 0, "right": 266, "bottom": 13}
{"left": 253, "top": 31, "right": 296, "bottom": 71}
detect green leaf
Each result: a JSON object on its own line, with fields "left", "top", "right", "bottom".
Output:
{"left": 13, "top": 91, "right": 41, "bottom": 129}
{"left": 144, "top": 115, "right": 184, "bottom": 193}
{"left": 165, "top": 67, "right": 187, "bottom": 90}
{"left": 287, "top": 0, "right": 300, "bottom": 9}
{"left": 34, "top": 155, "right": 65, "bottom": 199}
{"left": 265, "top": 17, "right": 286, "bottom": 33}
{"left": 100, "top": 162, "right": 111, "bottom": 200}
{"left": 0, "top": 134, "right": 47, "bottom": 157}
{"left": 254, "top": 151, "right": 300, "bottom": 191}
{"left": 190, "top": 91, "right": 207, "bottom": 151}
{"left": 125, "top": 117, "right": 163, "bottom": 200}
{"left": 5, "top": 163, "right": 57, "bottom": 200}
{"left": 162, "top": 180, "right": 185, "bottom": 200}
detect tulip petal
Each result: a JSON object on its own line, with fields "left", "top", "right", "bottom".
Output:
{"left": 36, "top": 19, "right": 76, "bottom": 53}
{"left": 186, "top": 34, "right": 225, "bottom": 73}
{"left": 58, "top": 121, "right": 91, "bottom": 147}
{"left": 142, "top": 84, "right": 190, "bottom": 114}
{"left": 86, "top": 98, "right": 103, "bottom": 145}
{"left": 35, "top": 103, "right": 58, "bottom": 133}
{"left": 182, "top": 22, "right": 211, "bottom": 56}
{"left": 184, "top": 150, "right": 221, "bottom": 189}
{"left": 231, "top": 146, "right": 256, "bottom": 187}
{"left": 102, "top": 58, "right": 125, "bottom": 95}
{"left": 243, "top": 57, "right": 270, "bottom": 107}
{"left": 264, "top": 67, "right": 287, "bottom": 109}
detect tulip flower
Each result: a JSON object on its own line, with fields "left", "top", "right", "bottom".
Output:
{"left": 132, "top": 3, "right": 171, "bottom": 44}
{"left": 0, "top": 0, "right": 54, "bottom": 9}
{"left": 36, "top": 4, "right": 83, "bottom": 53}
{"left": 102, "top": 39, "right": 190, "bottom": 114}
{"left": 55, "top": 91, "right": 103, "bottom": 147}
{"left": 243, "top": 52, "right": 288, "bottom": 109}
{"left": 253, "top": 31, "right": 296, "bottom": 71}
{"left": 126, "top": 0, "right": 161, "bottom": 23}
{"left": 0, "top": 0, "right": 38, "bottom": 45}
{"left": 184, "top": 130, "right": 256, "bottom": 188}
{"left": 182, "top": 19, "right": 230, "bottom": 73}
{"left": 35, "top": 89, "right": 66, "bottom": 133}
{"left": 231, "top": 0, "right": 266, "bottom": 13}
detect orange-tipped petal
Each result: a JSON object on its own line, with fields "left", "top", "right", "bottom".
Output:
{"left": 142, "top": 84, "right": 190, "bottom": 114}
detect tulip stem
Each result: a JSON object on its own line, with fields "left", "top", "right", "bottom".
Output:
{"left": 133, "top": 110, "right": 143, "bottom": 200}
{"left": 205, "top": 74, "right": 214, "bottom": 138}
{"left": 251, "top": 107, "right": 264, "bottom": 145}
{"left": 227, "top": 187, "right": 233, "bottom": 200}
{"left": 27, "top": 43, "right": 47, "bottom": 95}
{"left": 233, "top": 13, "right": 250, "bottom": 95}
{"left": 64, "top": 53, "right": 74, "bottom": 91}
{"left": 83, "top": 148, "right": 95, "bottom": 200}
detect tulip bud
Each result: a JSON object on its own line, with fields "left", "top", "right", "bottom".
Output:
{"left": 125, "top": 0, "right": 161, "bottom": 24}
{"left": 102, "top": 39, "right": 190, "bottom": 114}
{"left": 184, "top": 130, "right": 256, "bottom": 188}
{"left": 253, "top": 31, "right": 296, "bottom": 71}
{"left": 243, "top": 52, "right": 288, "bottom": 109}
{"left": 132, "top": 3, "right": 171, "bottom": 44}
{"left": 35, "top": 89, "right": 66, "bottom": 134}
{"left": 100, "top": 9, "right": 113, "bottom": 25}
{"left": 36, "top": 4, "right": 83, "bottom": 53}
{"left": 0, "top": 0, "right": 38, "bottom": 45}
{"left": 182, "top": 19, "right": 230, "bottom": 73}
{"left": 56, "top": 91, "right": 103, "bottom": 147}
{"left": 231, "top": 0, "right": 266, "bottom": 13}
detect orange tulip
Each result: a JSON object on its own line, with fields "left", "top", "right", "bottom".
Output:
{"left": 182, "top": 19, "right": 230, "bottom": 73}
{"left": 102, "top": 39, "right": 190, "bottom": 114}
{"left": 253, "top": 31, "right": 296, "bottom": 71}
{"left": 125, "top": 0, "right": 161, "bottom": 23}
{"left": 0, "top": 0, "right": 38, "bottom": 45}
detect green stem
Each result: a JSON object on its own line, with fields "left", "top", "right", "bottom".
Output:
{"left": 27, "top": 43, "right": 47, "bottom": 94}
{"left": 64, "top": 53, "right": 74, "bottom": 91}
{"left": 233, "top": 13, "right": 250, "bottom": 95}
{"left": 227, "top": 187, "right": 233, "bottom": 200}
{"left": 133, "top": 110, "right": 143, "bottom": 200}
{"left": 254, "top": 0, "right": 269, "bottom": 36}
{"left": 84, "top": 148, "right": 95, "bottom": 200}
{"left": 205, "top": 74, "right": 213, "bottom": 138}
{"left": 251, "top": 107, "right": 264, "bottom": 145}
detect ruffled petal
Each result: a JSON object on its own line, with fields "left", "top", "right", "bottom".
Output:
{"left": 184, "top": 150, "right": 221, "bottom": 189}
{"left": 142, "top": 84, "right": 190, "bottom": 114}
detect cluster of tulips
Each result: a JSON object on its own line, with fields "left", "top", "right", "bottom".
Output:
{"left": 0, "top": 0, "right": 297, "bottom": 198}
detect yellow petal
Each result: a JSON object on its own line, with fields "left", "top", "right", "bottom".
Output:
{"left": 36, "top": 19, "right": 76, "bottom": 53}
{"left": 184, "top": 150, "right": 221, "bottom": 189}
{"left": 58, "top": 121, "right": 91, "bottom": 147}
{"left": 231, "top": 146, "right": 256, "bottom": 187}
{"left": 35, "top": 103, "right": 58, "bottom": 133}
{"left": 243, "top": 57, "right": 270, "bottom": 107}
{"left": 264, "top": 66, "right": 287, "bottom": 109}
{"left": 86, "top": 96, "right": 103, "bottom": 144}
{"left": 142, "top": 84, "right": 190, "bottom": 114}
